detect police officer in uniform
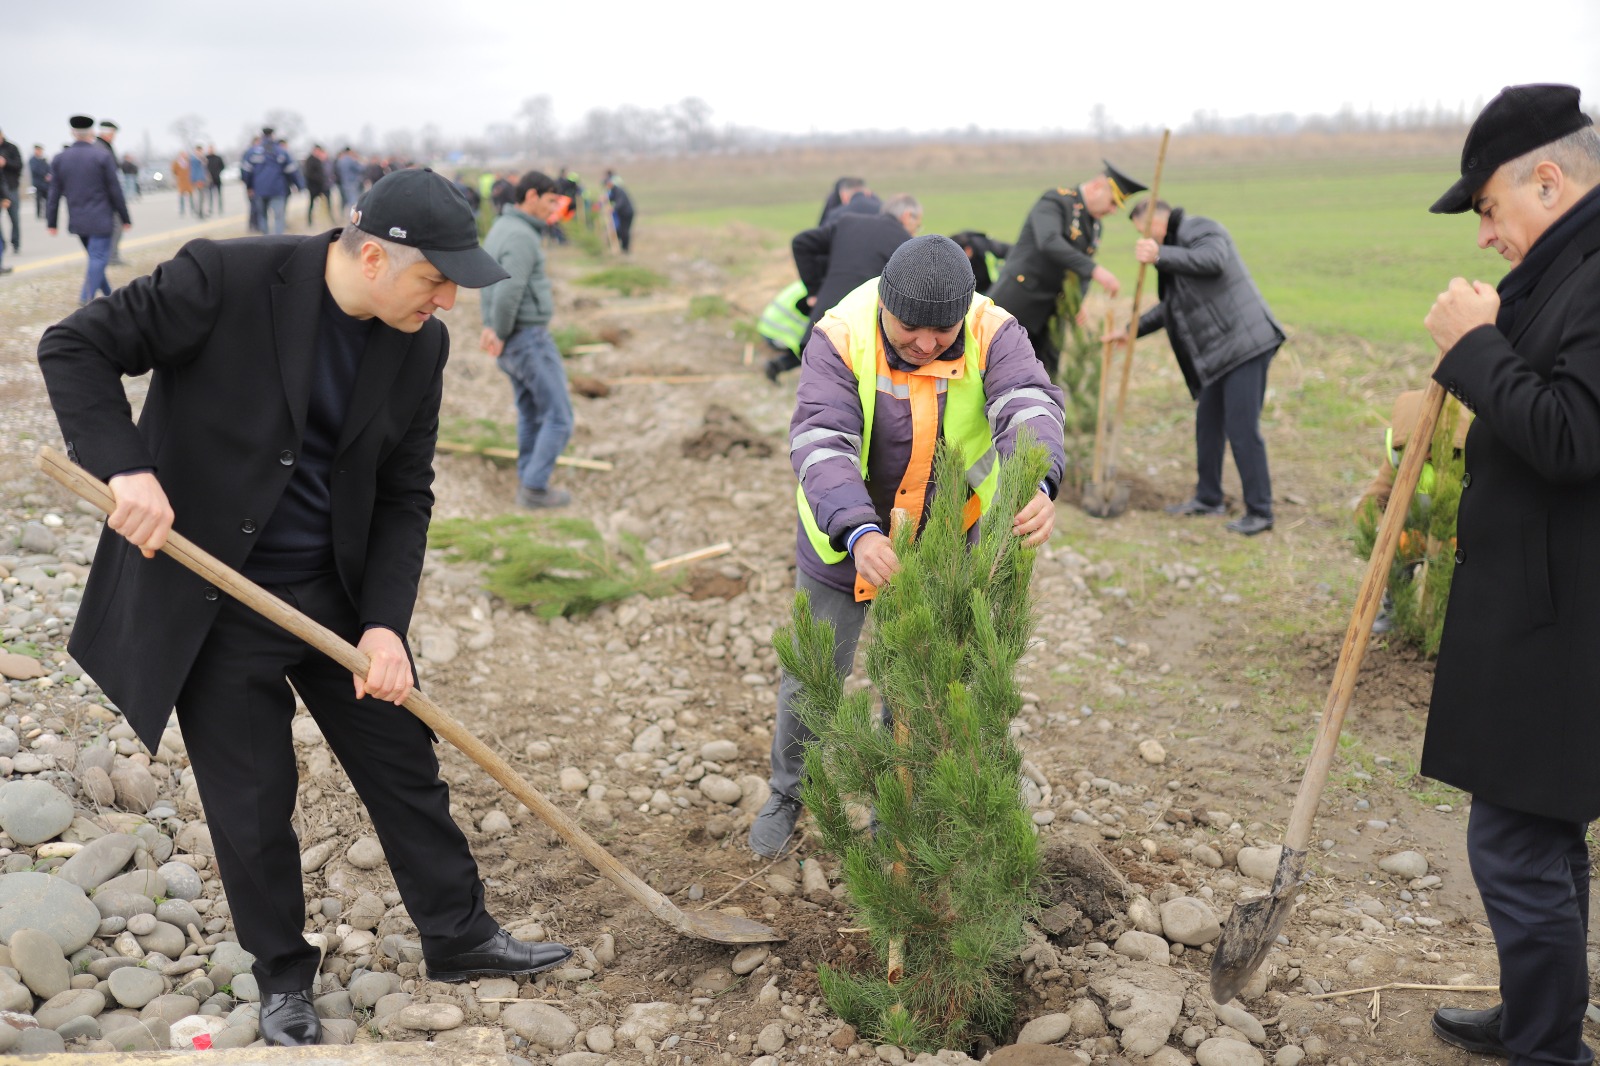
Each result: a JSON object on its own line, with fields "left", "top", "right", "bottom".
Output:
{"left": 988, "top": 162, "right": 1145, "bottom": 377}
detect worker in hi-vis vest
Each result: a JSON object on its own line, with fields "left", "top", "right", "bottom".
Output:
{"left": 750, "top": 235, "right": 1069, "bottom": 858}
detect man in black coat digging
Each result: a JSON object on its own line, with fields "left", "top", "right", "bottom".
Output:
{"left": 37, "top": 169, "right": 574, "bottom": 1047}
{"left": 1417, "top": 83, "right": 1600, "bottom": 1066}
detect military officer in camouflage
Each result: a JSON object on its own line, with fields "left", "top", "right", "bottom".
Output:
{"left": 988, "top": 161, "right": 1146, "bottom": 377}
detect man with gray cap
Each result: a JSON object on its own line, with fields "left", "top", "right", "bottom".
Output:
{"left": 37, "top": 167, "right": 575, "bottom": 1047}
{"left": 750, "top": 235, "right": 1069, "bottom": 856}
{"left": 1414, "top": 83, "right": 1600, "bottom": 1065}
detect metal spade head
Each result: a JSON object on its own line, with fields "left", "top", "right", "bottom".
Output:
{"left": 1209, "top": 846, "right": 1307, "bottom": 1003}
{"left": 671, "top": 907, "right": 787, "bottom": 945}
{"left": 1081, "top": 480, "right": 1131, "bottom": 519}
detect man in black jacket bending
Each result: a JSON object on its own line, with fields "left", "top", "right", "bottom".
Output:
{"left": 1417, "top": 83, "right": 1600, "bottom": 1066}
{"left": 36, "top": 169, "right": 574, "bottom": 1047}
{"left": 1117, "top": 198, "right": 1284, "bottom": 535}
{"left": 765, "top": 194, "right": 920, "bottom": 382}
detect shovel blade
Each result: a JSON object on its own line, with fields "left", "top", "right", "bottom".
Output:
{"left": 1081, "top": 480, "right": 1130, "bottom": 519}
{"left": 1209, "top": 847, "right": 1307, "bottom": 1003}
{"left": 670, "top": 907, "right": 787, "bottom": 944}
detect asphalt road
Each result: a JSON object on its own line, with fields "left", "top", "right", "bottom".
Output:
{"left": 1, "top": 185, "right": 340, "bottom": 277}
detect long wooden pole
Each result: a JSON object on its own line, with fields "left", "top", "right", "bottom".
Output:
{"left": 1088, "top": 309, "right": 1118, "bottom": 486}
{"left": 1101, "top": 129, "right": 1171, "bottom": 483}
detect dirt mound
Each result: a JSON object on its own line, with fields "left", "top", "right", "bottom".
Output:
{"left": 681, "top": 403, "right": 777, "bottom": 460}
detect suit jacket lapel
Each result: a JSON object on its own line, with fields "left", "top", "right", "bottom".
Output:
{"left": 271, "top": 238, "right": 334, "bottom": 440}
{"left": 1511, "top": 217, "right": 1600, "bottom": 344}
{"left": 335, "top": 324, "right": 412, "bottom": 456}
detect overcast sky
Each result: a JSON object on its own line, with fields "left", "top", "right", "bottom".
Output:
{"left": 6, "top": 1, "right": 1598, "bottom": 157}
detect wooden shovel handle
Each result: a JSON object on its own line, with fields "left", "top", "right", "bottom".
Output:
{"left": 34, "top": 447, "right": 679, "bottom": 927}
{"left": 1284, "top": 378, "right": 1448, "bottom": 849}
{"left": 1103, "top": 129, "right": 1172, "bottom": 480}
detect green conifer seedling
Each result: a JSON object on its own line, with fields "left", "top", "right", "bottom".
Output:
{"left": 430, "top": 514, "right": 680, "bottom": 618}
{"left": 774, "top": 435, "right": 1051, "bottom": 1051}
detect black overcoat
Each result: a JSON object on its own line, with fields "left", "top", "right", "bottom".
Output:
{"left": 791, "top": 212, "right": 911, "bottom": 329}
{"left": 36, "top": 232, "right": 447, "bottom": 754}
{"left": 987, "top": 187, "right": 1099, "bottom": 334}
{"left": 1421, "top": 204, "right": 1600, "bottom": 822}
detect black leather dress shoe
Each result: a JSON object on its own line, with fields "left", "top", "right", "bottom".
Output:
{"left": 1165, "top": 497, "right": 1227, "bottom": 516}
{"left": 1226, "top": 513, "right": 1274, "bottom": 536}
{"left": 260, "top": 989, "right": 322, "bottom": 1047}
{"left": 424, "top": 929, "right": 573, "bottom": 983}
{"left": 1431, "top": 1002, "right": 1507, "bottom": 1056}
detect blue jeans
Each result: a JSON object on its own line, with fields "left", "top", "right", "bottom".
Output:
{"left": 79, "top": 234, "right": 112, "bottom": 302}
{"left": 263, "top": 195, "right": 287, "bottom": 235}
{"left": 495, "top": 326, "right": 573, "bottom": 492}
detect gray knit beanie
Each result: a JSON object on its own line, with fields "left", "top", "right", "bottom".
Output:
{"left": 878, "top": 235, "right": 975, "bottom": 328}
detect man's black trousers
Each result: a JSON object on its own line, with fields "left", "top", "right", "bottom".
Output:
{"left": 175, "top": 572, "right": 498, "bottom": 993}
{"left": 1193, "top": 348, "right": 1274, "bottom": 519}
{"left": 1467, "top": 798, "right": 1594, "bottom": 1066}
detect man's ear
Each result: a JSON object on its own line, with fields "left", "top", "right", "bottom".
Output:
{"left": 1534, "top": 160, "right": 1565, "bottom": 205}
{"left": 360, "top": 240, "right": 385, "bottom": 280}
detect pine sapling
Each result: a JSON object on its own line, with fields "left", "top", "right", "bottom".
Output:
{"left": 774, "top": 435, "right": 1051, "bottom": 1051}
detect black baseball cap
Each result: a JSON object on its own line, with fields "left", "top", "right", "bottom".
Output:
{"left": 1431, "top": 84, "right": 1594, "bottom": 214}
{"left": 350, "top": 169, "right": 509, "bottom": 288}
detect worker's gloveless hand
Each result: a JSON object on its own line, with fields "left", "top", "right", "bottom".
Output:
{"left": 107, "top": 471, "right": 175, "bottom": 559}
{"left": 1013, "top": 490, "right": 1056, "bottom": 548}
{"left": 354, "top": 626, "right": 413, "bottom": 705}
{"left": 1133, "top": 238, "right": 1161, "bottom": 265}
{"left": 1091, "top": 265, "right": 1121, "bottom": 297}
{"left": 478, "top": 326, "right": 504, "bottom": 357}
{"left": 852, "top": 531, "right": 900, "bottom": 588}
{"left": 1425, "top": 277, "right": 1499, "bottom": 353}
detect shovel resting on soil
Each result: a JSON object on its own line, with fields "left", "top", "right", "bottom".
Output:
{"left": 37, "top": 446, "right": 785, "bottom": 947}
{"left": 1208, "top": 378, "right": 1447, "bottom": 1003}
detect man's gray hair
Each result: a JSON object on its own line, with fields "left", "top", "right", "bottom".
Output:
{"left": 1506, "top": 126, "right": 1600, "bottom": 187}
{"left": 336, "top": 225, "right": 427, "bottom": 272}
{"left": 882, "top": 194, "right": 921, "bottom": 219}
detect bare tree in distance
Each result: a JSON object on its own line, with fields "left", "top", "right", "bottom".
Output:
{"left": 519, "top": 95, "right": 559, "bottom": 156}
{"left": 170, "top": 114, "right": 207, "bottom": 153}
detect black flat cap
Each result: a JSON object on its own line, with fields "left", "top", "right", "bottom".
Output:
{"left": 1103, "top": 160, "right": 1148, "bottom": 209}
{"left": 1431, "top": 84, "right": 1593, "bottom": 214}
{"left": 69, "top": 115, "right": 94, "bottom": 130}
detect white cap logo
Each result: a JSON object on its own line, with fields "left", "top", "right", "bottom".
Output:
{"left": 389, "top": 226, "right": 408, "bottom": 239}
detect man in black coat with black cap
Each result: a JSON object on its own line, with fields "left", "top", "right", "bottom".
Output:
{"left": 47, "top": 115, "right": 130, "bottom": 304}
{"left": 988, "top": 161, "right": 1144, "bottom": 377}
{"left": 37, "top": 168, "right": 575, "bottom": 1047}
{"left": 1417, "top": 83, "right": 1600, "bottom": 1066}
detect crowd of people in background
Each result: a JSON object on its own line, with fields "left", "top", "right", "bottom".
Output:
{"left": 2, "top": 113, "right": 640, "bottom": 284}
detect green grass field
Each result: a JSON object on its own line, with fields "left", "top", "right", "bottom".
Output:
{"left": 645, "top": 150, "right": 1505, "bottom": 346}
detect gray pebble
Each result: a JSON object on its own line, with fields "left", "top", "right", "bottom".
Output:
{"left": 0, "top": 778, "right": 74, "bottom": 844}
{"left": 157, "top": 862, "right": 203, "bottom": 901}
{"left": 10, "top": 925, "right": 72, "bottom": 999}
{"left": 0, "top": 870, "right": 103, "bottom": 953}
{"left": 108, "top": 965, "right": 166, "bottom": 1009}
{"left": 57, "top": 833, "right": 139, "bottom": 890}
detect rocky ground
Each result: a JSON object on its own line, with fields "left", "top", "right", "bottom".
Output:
{"left": 0, "top": 206, "right": 1586, "bottom": 1065}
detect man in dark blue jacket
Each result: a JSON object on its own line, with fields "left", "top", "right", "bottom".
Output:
{"left": 241, "top": 127, "right": 304, "bottom": 236}
{"left": 47, "top": 115, "right": 131, "bottom": 304}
